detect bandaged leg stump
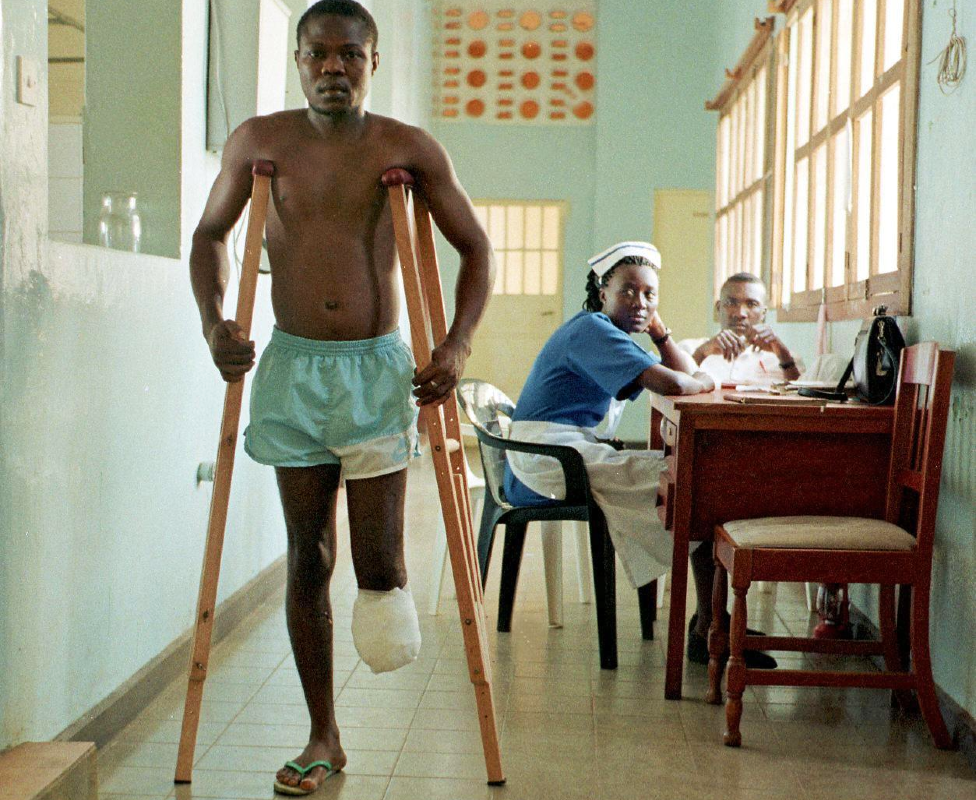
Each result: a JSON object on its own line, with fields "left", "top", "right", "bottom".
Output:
{"left": 352, "top": 585, "right": 422, "bottom": 674}
{"left": 383, "top": 168, "right": 505, "bottom": 785}
{"left": 174, "top": 161, "right": 274, "bottom": 784}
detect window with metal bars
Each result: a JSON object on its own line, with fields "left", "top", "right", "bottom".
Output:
{"left": 472, "top": 201, "right": 565, "bottom": 295}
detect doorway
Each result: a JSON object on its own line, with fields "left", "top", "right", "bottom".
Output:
{"left": 652, "top": 189, "right": 714, "bottom": 341}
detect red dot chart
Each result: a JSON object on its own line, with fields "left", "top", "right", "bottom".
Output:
{"left": 434, "top": 3, "right": 598, "bottom": 125}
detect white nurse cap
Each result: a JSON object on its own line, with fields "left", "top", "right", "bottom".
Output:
{"left": 587, "top": 241, "right": 662, "bottom": 277}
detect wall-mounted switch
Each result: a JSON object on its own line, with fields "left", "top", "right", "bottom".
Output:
{"left": 16, "top": 56, "right": 39, "bottom": 106}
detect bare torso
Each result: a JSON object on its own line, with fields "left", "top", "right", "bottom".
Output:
{"left": 245, "top": 110, "right": 416, "bottom": 340}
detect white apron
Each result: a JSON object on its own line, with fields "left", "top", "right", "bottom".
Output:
{"left": 507, "top": 420, "right": 672, "bottom": 588}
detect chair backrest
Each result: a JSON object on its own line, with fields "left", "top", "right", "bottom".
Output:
{"left": 886, "top": 342, "right": 956, "bottom": 555}
{"left": 457, "top": 379, "right": 516, "bottom": 507}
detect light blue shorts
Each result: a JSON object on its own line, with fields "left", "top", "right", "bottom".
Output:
{"left": 244, "top": 327, "right": 419, "bottom": 479}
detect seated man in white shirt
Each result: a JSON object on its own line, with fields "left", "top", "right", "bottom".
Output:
{"left": 679, "top": 273, "right": 802, "bottom": 385}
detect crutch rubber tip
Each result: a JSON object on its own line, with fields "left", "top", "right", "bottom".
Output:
{"left": 381, "top": 167, "right": 415, "bottom": 187}
{"left": 252, "top": 160, "right": 275, "bottom": 177}
{"left": 487, "top": 779, "right": 507, "bottom": 786}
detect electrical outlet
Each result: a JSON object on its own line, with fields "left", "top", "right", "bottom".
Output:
{"left": 16, "top": 56, "right": 39, "bottom": 107}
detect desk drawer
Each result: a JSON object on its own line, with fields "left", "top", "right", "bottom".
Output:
{"left": 656, "top": 471, "right": 675, "bottom": 530}
{"left": 662, "top": 419, "right": 678, "bottom": 448}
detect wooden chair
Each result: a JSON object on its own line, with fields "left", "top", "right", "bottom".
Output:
{"left": 705, "top": 343, "right": 956, "bottom": 749}
{"left": 457, "top": 379, "right": 657, "bottom": 670}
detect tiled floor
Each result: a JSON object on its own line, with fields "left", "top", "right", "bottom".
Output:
{"left": 97, "top": 451, "right": 974, "bottom": 799}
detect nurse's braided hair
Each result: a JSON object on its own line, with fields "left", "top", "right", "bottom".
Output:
{"left": 582, "top": 255, "right": 655, "bottom": 313}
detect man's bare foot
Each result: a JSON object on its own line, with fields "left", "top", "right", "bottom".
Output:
{"left": 274, "top": 737, "right": 347, "bottom": 795}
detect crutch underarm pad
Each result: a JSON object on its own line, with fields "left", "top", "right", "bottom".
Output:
{"left": 381, "top": 168, "right": 414, "bottom": 187}
{"left": 351, "top": 585, "right": 422, "bottom": 673}
{"left": 252, "top": 160, "right": 275, "bottom": 177}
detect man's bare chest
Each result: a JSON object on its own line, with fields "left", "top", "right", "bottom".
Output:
{"left": 268, "top": 145, "right": 392, "bottom": 223}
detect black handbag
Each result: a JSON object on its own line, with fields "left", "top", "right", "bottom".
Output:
{"left": 799, "top": 306, "right": 906, "bottom": 404}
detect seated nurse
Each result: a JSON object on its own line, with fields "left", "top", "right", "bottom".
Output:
{"left": 504, "top": 241, "right": 712, "bottom": 589}
{"left": 504, "top": 242, "right": 777, "bottom": 668}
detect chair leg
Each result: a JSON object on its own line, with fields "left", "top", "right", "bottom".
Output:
{"left": 497, "top": 521, "right": 528, "bottom": 633}
{"left": 880, "top": 585, "right": 915, "bottom": 710}
{"left": 573, "top": 520, "right": 594, "bottom": 604}
{"left": 910, "top": 581, "right": 953, "bottom": 749}
{"left": 897, "top": 584, "right": 913, "bottom": 670}
{"left": 706, "top": 555, "right": 728, "bottom": 705}
{"left": 472, "top": 495, "right": 484, "bottom": 551}
{"left": 588, "top": 513, "right": 618, "bottom": 670}
{"left": 656, "top": 573, "right": 667, "bottom": 609}
{"left": 724, "top": 585, "right": 749, "bottom": 747}
{"left": 477, "top": 493, "right": 502, "bottom": 586}
{"left": 637, "top": 581, "right": 656, "bottom": 640}
{"left": 541, "top": 521, "right": 564, "bottom": 629}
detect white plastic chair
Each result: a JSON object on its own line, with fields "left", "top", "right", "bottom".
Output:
{"left": 428, "top": 439, "right": 668, "bottom": 622}
{"left": 428, "top": 429, "right": 596, "bottom": 623}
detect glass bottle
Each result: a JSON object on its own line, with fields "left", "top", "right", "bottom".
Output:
{"left": 97, "top": 192, "right": 142, "bottom": 252}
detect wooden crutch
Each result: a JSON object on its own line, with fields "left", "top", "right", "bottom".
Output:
{"left": 382, "top": 168, "right": 505, "bottom": 785}
{"left": 175, "top": 160, "right": 274, "bottom": 784}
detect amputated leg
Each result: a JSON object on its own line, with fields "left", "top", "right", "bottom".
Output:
{"left": 346, "top": 468, "right": 421, "bottom": 673}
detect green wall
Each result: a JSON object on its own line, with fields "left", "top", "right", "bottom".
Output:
{"left": 906, "top": 0, "right": 976, "bottom": 715}
{"left": 591, "top": 0, "right": 719, "bottom": 439}
{"left": 431, "top": 123, "right": 597, "bottom": 317}
{"left": 714, "top": 0, "right": 976, "bottom": 717}
{"left": 433, "top": 0, "right": 720, "bottom": 442}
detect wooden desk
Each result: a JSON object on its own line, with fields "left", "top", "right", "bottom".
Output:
{"left": 650, "top": 391, "right": 894, "bottom": 700}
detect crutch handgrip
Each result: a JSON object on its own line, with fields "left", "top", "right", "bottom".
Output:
{"left": 381, "top": 167, "right": 415, "bottom": 187}
{"left": 252, "top": 159, "right": 275, "bottom": 177}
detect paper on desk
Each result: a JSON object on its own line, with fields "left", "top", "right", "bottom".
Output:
{"left": 723, "top": 391, "right": 829, "bottom": 405}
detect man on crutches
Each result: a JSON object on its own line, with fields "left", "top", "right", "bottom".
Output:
{"left": 189, "top": 1, "right": 494, "bottom": 794}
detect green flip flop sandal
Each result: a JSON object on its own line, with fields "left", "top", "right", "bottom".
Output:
{"left": 273, "top": 760, "right": 340, "bottom": 796}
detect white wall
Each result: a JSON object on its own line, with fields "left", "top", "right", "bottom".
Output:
{"left": 0, "top": 0, "right": 285, "bottom": 747}
{"left": 1, "top": 0, "right": 436, "bottom": 749}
